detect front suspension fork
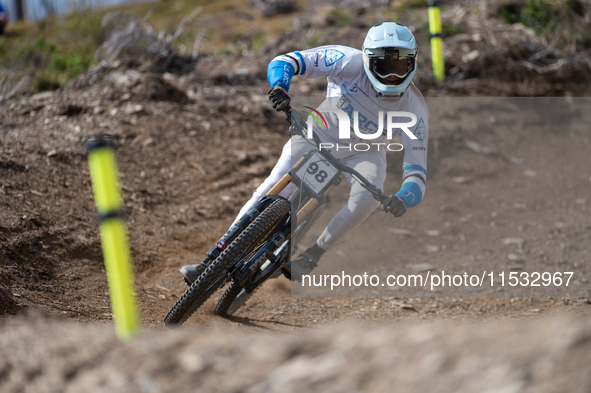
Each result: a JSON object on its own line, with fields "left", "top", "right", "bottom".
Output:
{"left": 202, "top": 195, "right": 285, "bottom": 264}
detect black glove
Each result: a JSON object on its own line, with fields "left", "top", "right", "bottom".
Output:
{"left": 381, "top": 195, "right": 407, "bottom": 217}
{"left": 268, "top": 85, "right": 291, "bottom": 111}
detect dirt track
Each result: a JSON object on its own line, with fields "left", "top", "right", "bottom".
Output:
{"left": 1, "top": 4, "right": 591, "bottom": 391}
{"left": 2, "top": 60, "right": 590, "bottom": 325}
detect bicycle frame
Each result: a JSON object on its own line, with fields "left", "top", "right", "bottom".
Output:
{"left": 264, "top": 153, "right": 341, "bottom": 227}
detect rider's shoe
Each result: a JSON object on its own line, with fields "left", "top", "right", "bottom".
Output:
{"left": 281, "top": 249, "right": 320, "bottom": 283}
{"left": 180, "top": 262, "right": 207, "bottom": 285}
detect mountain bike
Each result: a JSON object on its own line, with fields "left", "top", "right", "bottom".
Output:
{"left": 163, "top": 106, "right": 388, "bottom": 326}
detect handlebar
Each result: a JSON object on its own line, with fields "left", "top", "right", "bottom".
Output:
{"left": 283, "top": 105, "right": 292, "bottom": 122}
{"left": 283, "top": 105, "right": 387, "bottom": 203}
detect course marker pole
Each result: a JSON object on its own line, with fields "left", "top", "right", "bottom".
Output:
{"left": 428, "top": 0, "right": 445, "bottom": 82}
{"left": 84, "top": 136, "right": 139, "bottom": 340}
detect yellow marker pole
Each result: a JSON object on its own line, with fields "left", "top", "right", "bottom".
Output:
{"left": 428, "top": 0, "right": 445, "bottom": 82}
{"left": 84, "top": 136, "right": 139, "bottom": 340}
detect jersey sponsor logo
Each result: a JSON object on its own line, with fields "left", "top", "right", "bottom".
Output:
{"left": 325, "top": 49, "right": 345, "bottom": 66}
{"left": 315, "top": 52, "right": 320, "bottom": 67}
{"left": 412, "top": 146, "right": 425, "bottom": 151}
{"left": 282, "top": 64, "right": 291, "bottom": 85}
{"left": 414, "top": 118, "right": 426, "bottom": 141}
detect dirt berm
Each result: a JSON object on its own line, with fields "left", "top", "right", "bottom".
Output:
{"left": 0, "top": 316, "right": 590, "bottom": 393}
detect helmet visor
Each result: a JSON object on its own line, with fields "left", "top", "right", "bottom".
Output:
{"left": 370, "top": 56, "right": 415, "bottom": 79}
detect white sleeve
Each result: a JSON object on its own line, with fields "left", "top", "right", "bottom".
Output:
{"left": 281, "top": 45, "right": 362, "bottom": 82}
{"left": 397, "top": 94, "right": 428, "bottom": 208}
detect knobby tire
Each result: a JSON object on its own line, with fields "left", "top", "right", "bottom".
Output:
{"left": 213, "top": 281, "right": 243, "bottom": 316}
{"left": 164, "top": 198, "right": 290, "bottom": 326}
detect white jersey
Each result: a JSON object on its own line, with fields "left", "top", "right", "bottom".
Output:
{"left": 269, "top": 45, "right": 428, "bottom": 207}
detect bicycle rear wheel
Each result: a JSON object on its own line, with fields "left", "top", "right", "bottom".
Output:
{"left": 213, "top": 280, "right": 243, "bottom": 316}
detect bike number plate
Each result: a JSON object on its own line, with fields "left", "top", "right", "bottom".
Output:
{"left": 293, "top": 151, "right": 340, "bottom": 196}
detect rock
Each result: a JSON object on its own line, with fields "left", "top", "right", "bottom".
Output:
{"left": 29, "top": 91, "right": 55, "bottom": 101}
{"left": 407, "top": 263, "right": 435, "bottom": 272}
{"left": 106, "top": 70, "right": 141, "bottom": 87}
{"left": 503, "top": 237, "right": 524, "bottom": 247}
{"left": 462, "top": 49, "right": 480, "bottom": 63}
{"left": 264, "top": 352, "right": 344, "bottom": 391}
{"left": 464, "top": 140, "right": 493, "bottom": 154}
{"left": 123, "top": 103, "right": 144, "bottom": 115}
{"left": 459, "top": 214, "right": 472, "bottom": 222}
{"left": 426, "top": 230, "right": 441, "bottom": 237}
{"left": 426, "top": 245, "right": 440, "bottom": 254}
{"left": 524, "top": 169, "right": 537, "bottom": 177}
{"left": 507, "top": 253, "right": 523, "bottom": 261}
{"left": 130, "top": 73, "right": 189, "bottom": 104}
{"left": 388, "top": 228, "right": 414, "bottom": 236}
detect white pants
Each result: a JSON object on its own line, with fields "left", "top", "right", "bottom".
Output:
{"left": 235, "top": 134, "right": 387, "bottom": 251}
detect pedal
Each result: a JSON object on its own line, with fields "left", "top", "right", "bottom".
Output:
{"left": 183, "top": 277, "right": 192, "bottom": 286}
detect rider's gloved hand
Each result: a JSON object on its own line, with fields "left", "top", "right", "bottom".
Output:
{"left": 381, "top": 195, "right": 407, "bottom": 217}
{"left": 268, "top": 85, "right": 291, "bottom": 111}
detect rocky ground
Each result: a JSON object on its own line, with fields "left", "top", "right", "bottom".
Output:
{"left": 2, "top": 315, "right": 591, "bottom": 393}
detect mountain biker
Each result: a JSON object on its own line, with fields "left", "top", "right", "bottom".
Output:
{"left": 181, "top": 22, "right": 428, "bottom": 283}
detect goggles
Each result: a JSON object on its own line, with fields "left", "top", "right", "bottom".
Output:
{"left": 369, "top": 49, "right": 415, "bottom": 79}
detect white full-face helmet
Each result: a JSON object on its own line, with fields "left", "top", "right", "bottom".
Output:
{"left": 362, "top": 22, "right": 418, "bottom": 98}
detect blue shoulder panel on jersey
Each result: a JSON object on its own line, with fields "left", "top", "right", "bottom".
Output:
{"left": 395, "top": 182, "right": 423, "bottom": 208}
{"left": 325, "top": 49, "right": 345, "bottom": 66}
{"left": 403, "top": 165, "right": 427, "bottom": 175}
{"left": 267, "top": 60, "right": 295, "bottom": 91}
{"left": 294, "top": 52, "right": 306, "bottom": 75}
{"left": 413, "top": 118, "right": 426, "bottom": 140}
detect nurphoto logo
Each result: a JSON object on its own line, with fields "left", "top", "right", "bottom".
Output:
{"left": 302, "top": 107, "right": 418, "bottom": 152}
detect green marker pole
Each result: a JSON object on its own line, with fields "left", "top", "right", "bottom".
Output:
{"left": 428, "top": 0, "right": 445, "bottom": 82}
{"left": 84, "top": 136, "right": 139, "bottom": 340}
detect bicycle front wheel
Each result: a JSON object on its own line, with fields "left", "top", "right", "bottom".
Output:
{"left": 164, "top": 198, "right": 290, "bottom": 326}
